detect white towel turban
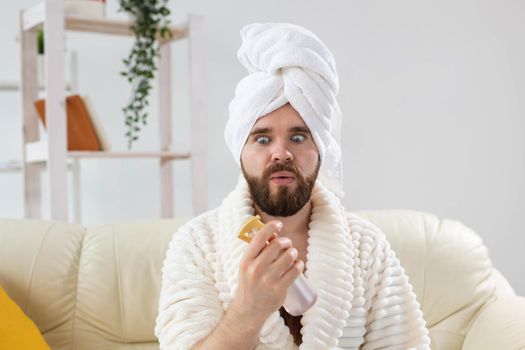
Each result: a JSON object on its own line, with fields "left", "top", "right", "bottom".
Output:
{"left": 224, "top": 22, "right": 345, "bottom": 198}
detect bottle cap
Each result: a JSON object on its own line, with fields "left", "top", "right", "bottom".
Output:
{"left": 237, "top": 215, "right": 264, "bottom": 243}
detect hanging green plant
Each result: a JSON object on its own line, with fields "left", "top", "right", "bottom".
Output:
{"left": 37, "top": 29, "right": 44, "bottom": 54}
{"left": 118, "top": 0, "right": 172, "bottom": 149}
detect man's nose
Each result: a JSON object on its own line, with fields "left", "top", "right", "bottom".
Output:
{"left": 271, "top": 141, "right": 294, "bottom": 162}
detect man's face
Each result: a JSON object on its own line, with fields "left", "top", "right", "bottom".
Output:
{"left": 240, "top": 103, "right": 321, "bottom": 217}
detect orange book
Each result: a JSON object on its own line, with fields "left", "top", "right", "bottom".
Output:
{"left": 34, "top": 95, "right": 102, "bottom": 151}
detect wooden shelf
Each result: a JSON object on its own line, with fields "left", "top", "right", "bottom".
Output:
{"left": 0, "top": 159, "right": 77, "bottom": 173}
{"left": 0, "top": 160, "right": 23, "bottom": 173}
{"left": 22, "top": 2, "right": 188, "bottom": 43}
{"left": 67, "top": 151, "right": 190, "bottom": 160}
{"left": 25, "top": 141, "right": 190, "bottom": 163}
{"left": 0, "top": 80, "right": 73, "bottom": 91}
{"left": 64, "top": 17, "right": 188, "bottom": 43}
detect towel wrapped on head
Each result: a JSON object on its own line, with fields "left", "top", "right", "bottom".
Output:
{"left": 225, "top": 22, "right": 345, "bottom": 198}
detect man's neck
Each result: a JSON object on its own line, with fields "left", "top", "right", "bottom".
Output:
{"left": 254, "top": 201, "right": 312, "bottom": 237}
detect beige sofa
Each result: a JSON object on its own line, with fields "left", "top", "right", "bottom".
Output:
{"left": 1, "top": 209, "right": 524, "bottom": 349}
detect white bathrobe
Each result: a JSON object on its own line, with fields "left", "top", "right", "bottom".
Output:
{"left": 155, "top": 176, "right": 431, "bottom": 349}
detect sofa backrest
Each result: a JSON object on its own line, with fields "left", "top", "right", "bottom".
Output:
{"left": 0, "top": 218, "right": 184, "bottom": 350}
{"left": 0, "top": 211, "right": 514, "bottom": 349}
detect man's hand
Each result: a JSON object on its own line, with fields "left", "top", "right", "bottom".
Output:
{"left": 191, "top": 221, "right": 304, "bottom": 350}
{"left": 231, "top": 220, "right": 305, "bottom": 324}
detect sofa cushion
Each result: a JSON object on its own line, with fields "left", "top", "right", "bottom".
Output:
{"left": 0, "top": 219, "right": 84, "bottom": 349}
{"left": 73, "top": 219, "right": 185, "bottom": 350}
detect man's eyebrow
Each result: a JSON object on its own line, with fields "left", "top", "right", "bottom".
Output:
{"left": 249, "top": 127, "right": 272, "bottom": 136}
{"left": 289, "top": 126, "right": 311, "bottom": 134}
{"left": 249, "top": 126, "right": 311, "bottom": 137}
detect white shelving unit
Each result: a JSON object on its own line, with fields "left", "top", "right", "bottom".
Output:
{"left": 19, "top": 1, "right": 207, "bottom": 222}
{"left": 1, "top": 52, "right": 81, "bottom": 221}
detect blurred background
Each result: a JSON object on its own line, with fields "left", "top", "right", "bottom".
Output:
{"left": 0, "top": 0, "right": 523, "bottom": 294}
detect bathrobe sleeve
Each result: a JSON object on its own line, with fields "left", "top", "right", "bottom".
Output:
{"left": 155, "top": 223, "right": 223, "bottom": 350}
{"left": 361, "top": 234, "right": 431, "bottom": 350}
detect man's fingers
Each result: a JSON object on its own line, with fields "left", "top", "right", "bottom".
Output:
{"left": 269, "top": 247, "right": 298, "bottom": 278}
{"left": 281, "top": 259, "right": 304, "bottom": 286}
{"left": 243, "top": 220, "right": 282, "bottom": 260}
{"left": 256, "top": 237, "right": 293, "bottom": 267}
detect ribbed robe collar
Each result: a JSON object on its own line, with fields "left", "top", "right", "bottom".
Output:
{"left": 216, "top": 174, "right": 355, "bottom": 349}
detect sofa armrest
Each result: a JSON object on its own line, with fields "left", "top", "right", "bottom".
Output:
{"left": 462, "top": 295, "right": 525, "bottom": 350}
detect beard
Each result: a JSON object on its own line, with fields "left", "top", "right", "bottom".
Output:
{"left": 241, "top": 157, "right": 321, "bottom": 217}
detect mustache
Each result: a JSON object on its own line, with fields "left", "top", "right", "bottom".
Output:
{"left": 263, "top": 162, "right": 302, "bottom": 180}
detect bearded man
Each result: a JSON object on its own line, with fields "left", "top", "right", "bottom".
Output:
{"left": 155, "top": 22, "right": 431, "bottom": 350}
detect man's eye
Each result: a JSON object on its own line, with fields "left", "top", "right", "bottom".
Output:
{"left": 256, "top": 136, "right": 270, "bottom": 144}
{"left": 291, "top": 134, "right": 305, "bottom": 143}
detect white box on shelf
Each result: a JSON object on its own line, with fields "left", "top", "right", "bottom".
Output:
{"left": 65, "top": 0, "right": 106, "bottom": 19}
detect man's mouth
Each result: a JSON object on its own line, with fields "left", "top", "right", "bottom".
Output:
{"left": 269, "top": 171, "right": 295, "bottom": 185}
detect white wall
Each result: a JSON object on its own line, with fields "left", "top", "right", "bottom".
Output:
{"left": 1, "top": 0, "right": 523, "bottom": 294}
